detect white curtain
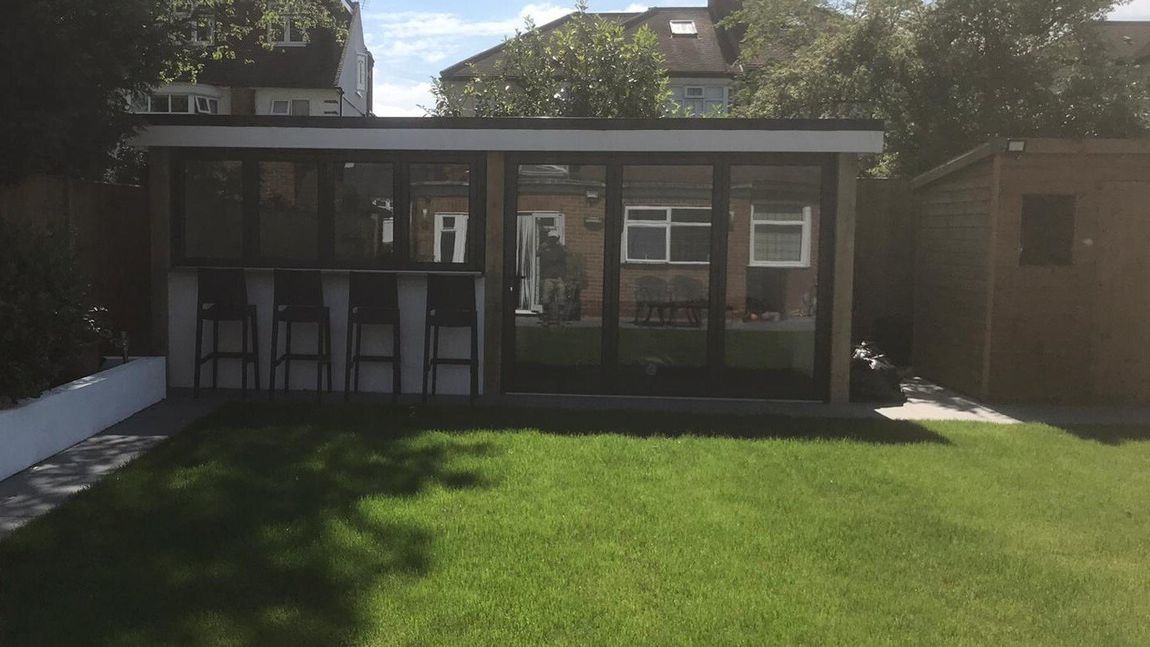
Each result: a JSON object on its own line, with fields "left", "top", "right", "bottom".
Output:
{"left": 516, "top": 214, "right": 539, "bottom": 311}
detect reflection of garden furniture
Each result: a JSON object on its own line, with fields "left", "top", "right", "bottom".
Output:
{"left": 633, "top": 276, "right": 671, "bottom": 325}
{"left": 669, "top": 275, "right": 707, "bottom": 328}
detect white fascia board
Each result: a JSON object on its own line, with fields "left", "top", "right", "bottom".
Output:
{"left": 131, "top": 126, "right": 884, "bottom": 154}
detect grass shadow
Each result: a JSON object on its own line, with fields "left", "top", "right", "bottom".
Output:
{"left": 0, "top": 401, "right": 494, "bottom": 646}
{"left": 385, "top": 403, "right": 951, "bottom": 445}
{"left": 1056, "top": 423, "right": 1150, "bottom": 445}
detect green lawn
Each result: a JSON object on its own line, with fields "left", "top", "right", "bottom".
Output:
{"left": 2, "top": 404, "right": 1150, "bottom": 646}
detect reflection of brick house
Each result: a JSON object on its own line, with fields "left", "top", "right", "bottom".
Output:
{"left": 514, "top": 164, "right": 822, "bottom": 322}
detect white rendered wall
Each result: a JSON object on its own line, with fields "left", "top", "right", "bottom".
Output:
{"left": 335, "top": 4, "right": 371, "bottom": 117}
{"left": 167, "top": 270, "right": 484, "bottom": 396}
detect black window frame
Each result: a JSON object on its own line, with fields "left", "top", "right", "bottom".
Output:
{"left": 500, "top": 151, "right": 838, "bottom": 402}
{"left": 171, "top": 148, "right": 486, "bottom": 272}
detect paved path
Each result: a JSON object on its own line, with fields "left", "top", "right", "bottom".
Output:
{"left": 0, "top": 397, "right": 220, "bottom": 539}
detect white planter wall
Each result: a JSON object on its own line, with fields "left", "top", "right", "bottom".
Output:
{"left": 0, "top": 357, "right": 167, "bottom": 483}
{"left": 167, "top": 270, "right": 485, "bottom": 396}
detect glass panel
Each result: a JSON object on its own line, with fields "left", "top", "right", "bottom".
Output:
{"left": 410, "top": 163, "right": 470, "bottom": 264}
{"left": 619, "top": 165, "right": 712, "bottom": 395}
{"left": 258, "top": 160, "right": 319, "bottom": 260}
{"left": 670, "top": 226, "right": 710, "bottom": 263}
{"left": 725, "top": 165, "right": 823, "bottom": 399}
{"left": 170, "top": 95, "right": 190, "bottom": 113}
{"left": 512, "top": 164, "right": 606, "bottom": 394}
{"left": 628, "top": 208, "right": 667, "bottom": 221}
{"left": 626, "top": 227, "right": 666, "bottom": 261}
{"left": 184, "top": 160, "right": 243, "bottom": 259}
{"left": 149, "top": 94, "right": 170, "bottom": 112}
{"left": 754, "top": 224, "right": 803, "bottom": 263}
{"left": 334, "top": 162, "right": 394, "bottom": 262}
{"left": 291, "top": 99, "right": 310, "bottom": 116}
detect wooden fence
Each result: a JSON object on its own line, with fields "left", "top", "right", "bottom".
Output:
{"left": 0, "top": 175, "right": 153, "bottom": 354}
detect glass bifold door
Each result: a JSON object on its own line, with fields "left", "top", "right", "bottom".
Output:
{"left": 505, "top": 159, "right": 830, "bottom": 401}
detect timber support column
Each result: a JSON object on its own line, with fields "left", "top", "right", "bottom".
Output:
{"left": 483, "top": 152, "right": 506, "bottom": 396}
{"left": 147, "top": 149, "right": 172, "bottom": 364}
{"left": 829, "top": 153, "right": 858, "bottom": 404}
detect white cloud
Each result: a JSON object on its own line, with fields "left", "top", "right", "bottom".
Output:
{"left": 373, "top": 81, "right": 435, "bottom": 117}
{"left": 1110, "top": 0, "right": 1150, "bottom": 20}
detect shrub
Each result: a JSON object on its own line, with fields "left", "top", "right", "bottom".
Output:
{"left": 0, "top": 220, "right": 94, "bottom": 407}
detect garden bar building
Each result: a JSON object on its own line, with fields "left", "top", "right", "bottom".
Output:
{"left": 133, "top": 116, "right": 883, "bottom": 403}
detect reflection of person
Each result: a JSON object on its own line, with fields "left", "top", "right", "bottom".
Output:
{"left": 538, "top": 230, "right": 567, "bottom": 326}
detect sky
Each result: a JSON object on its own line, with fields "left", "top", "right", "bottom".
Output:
{"left": 363, "top": 0, "right": 1150, "bottom": 116}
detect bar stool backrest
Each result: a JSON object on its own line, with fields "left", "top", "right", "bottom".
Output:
{"left": 198, "top": 268, "right": 248, "bottom": 307}
{"left": 274, "top": 270, "right": 325, "bottom": 307}
{"left": 427, "top": 275, "right": 476, "bottom": 315}
{"left": 348, "top": 272, "right": 399, "bottom": 310}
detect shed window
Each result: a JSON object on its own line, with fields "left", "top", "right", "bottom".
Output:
{"left": 1020, "top": 194, "right": 1075, "bottom": 266}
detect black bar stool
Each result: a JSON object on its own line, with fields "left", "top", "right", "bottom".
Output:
{"left": 345, "top": 272, "right": 402, "bottom": 401}
{"left": 269, "top": 270, "right": 333, "bottom": 400}
{"left": 193, "top": 268, "right": 260, "bottom": 398}
{"left": 422, "top": 275, "right": 479, "bottom": 403}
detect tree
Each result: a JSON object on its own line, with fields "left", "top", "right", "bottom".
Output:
{"left": 432, "top": 1, "right": 673, "bottom": 118}
{"left": 728, "top": 0, "right": 1149, "bottom": 175}
{"left": 0, "top": 0, "right": 343, "bottom": 183}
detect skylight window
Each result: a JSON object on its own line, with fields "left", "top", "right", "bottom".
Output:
{"left": 670, "top": 20, "right": 698, "bottom": 36}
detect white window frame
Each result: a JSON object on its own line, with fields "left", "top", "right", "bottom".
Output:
{"left": 135, "top": 93, "right": 217, "bottom": 114}
{"left": 194, "top": 96, "right": 219, "bottom": 114}
{"left": 270, "top": 15, "right": 306, "bottom": 46}
{"left": 269, "top": 99, "right": 310, "bottom": 116}
{"left": 356, "top": 54, "right": 368, "bottom": 93}
{"left": 622, "top": 206, "right": 711, "bottom": 265}
{"left": 434, "top": 213, "right": 469, "bottom": 263}
{"left": 669, "top": 20, "right": 698, "bottom": 35}
{"left": 749, "top": 203, "right": 813, "bottom": 268}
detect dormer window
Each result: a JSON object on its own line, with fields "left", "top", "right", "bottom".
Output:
{"left": 669, "top": 20, "right": 698, "bottom": 36}
{"left": 270, "top": 16, "right": 306, "bottom": 46}
{"left": 190, "top": 15, "right": 214, "bottom": 45}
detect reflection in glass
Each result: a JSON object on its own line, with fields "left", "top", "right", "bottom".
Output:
{"left": 619, "top": 165, "right": 712, "bottom": 395}
{"left": 410, "top": 163, "right": 470, "bottom": 263}
{"left": 184, "top": 160, "right": 243, "bottom": 259}
{"left": 511, "top": 164, "right": 606, "bottom": 394}
{"left": 334, "top": 162, "right": 394, "bottom": 262}
{"left": 258, "top": 160, "right": 319, "bottom": 260}
{"left": 724, "top": 165, "right": 822, "bottom": 399}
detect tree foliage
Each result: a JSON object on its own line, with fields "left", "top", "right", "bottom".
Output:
{"left": 0, "top": 0, "right": 343, "bottom": 183}
{"left": 729, "top": 0, "right": 1149, "bottom": 175}
{"left": 432, "top": 1, "right": 672, "bottom": 118}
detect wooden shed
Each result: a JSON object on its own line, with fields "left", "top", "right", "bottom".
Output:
{"left": 912, "top": 138, "right": 1150, "bottom": 404}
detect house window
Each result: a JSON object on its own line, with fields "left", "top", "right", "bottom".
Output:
{"left": 190, "top": 15, "right": 214, "bottom": 45}
{"left": 270, "top": 16, "right": 306, "bottom": 45}
{"left": 434, "top": 213, "right": 470, "bottom": 263}
{"left": 194, "top": 96, "right": 219, "bottom": 114}
{"left": 270, "top": 99, "right": 309, "bottom": 116}
{"left": 750, "top": 204, "right": 812, "bottom": 267}
{"left": 1020, "top": 194, "right": 1075, "bottom": 266}
{"left": 669, "top": 20, "right": 698, "bottom": 36}
{"left": 136, "top": 93, "right": 214, "bottom": 114}
{"left": 410, "top": 163, "right": 471, "bottom": 264}
{"left": 676, "top": 85, "right": 729, "bottom": 115}
{"left": 623, "top": 206, "right": 711, "bottom": 264}
{"left": 356, "top": 54, "right": 368, "bottom": 93}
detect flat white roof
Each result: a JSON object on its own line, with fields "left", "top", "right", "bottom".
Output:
{"left": 130, "top": 117, "right": 885, "bottom": 154}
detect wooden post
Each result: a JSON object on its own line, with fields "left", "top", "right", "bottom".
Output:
{"left": 483, "top": 152, "right": 505, "bottom": 396}
{"left": 829, "top": 153, "right": 858, "bottom": 404}
{"left": 147, "top": 149, "right": 172, "bottom": 364}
